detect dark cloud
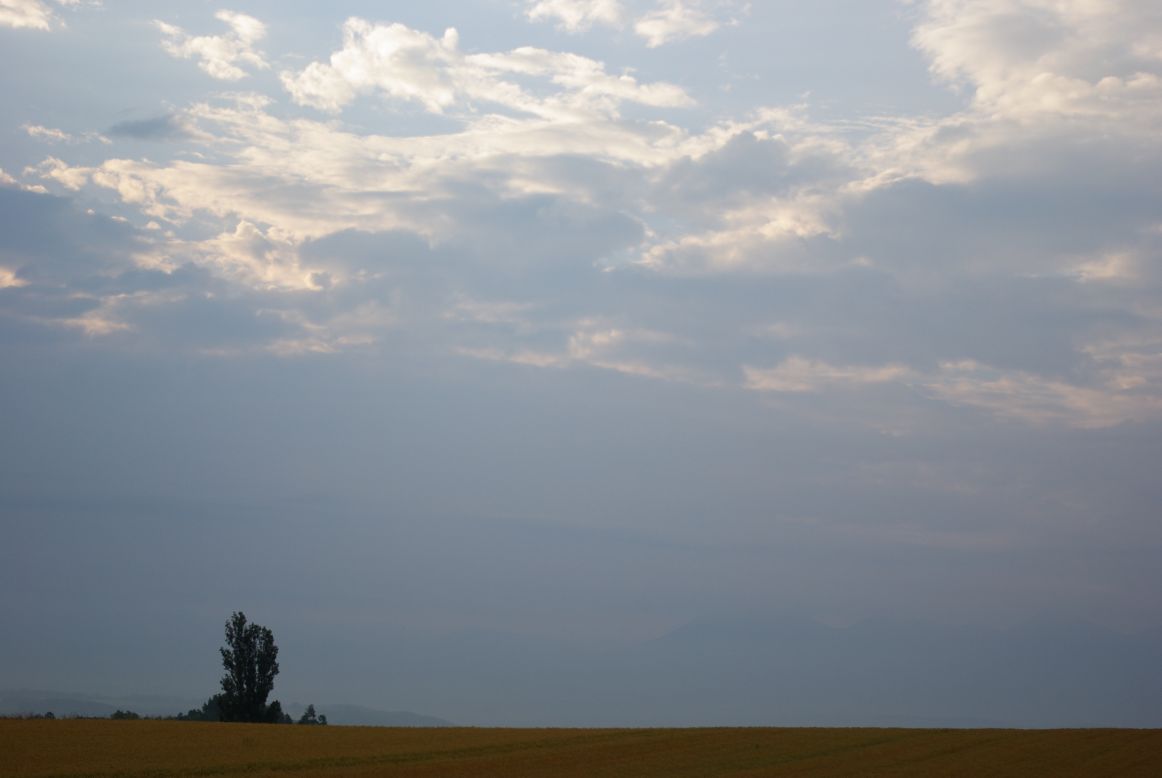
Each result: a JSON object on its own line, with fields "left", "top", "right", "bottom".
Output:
{"left": 0, "top": 187, "right": 140, "bottom": 281}
{"left": 658, "top": 131, "right": 850, "bottom": 217}
{"left": 845, "top": 171, "right": 1161, "bottom": 277}
{"left": 302, "top": 228, "right": 438, "bottom": 276}
{"left": 420, "top": 189, "right": 645, "bottom": 272}
{"left": 0, "top": 189, "right": 314, "bottom": 351}
{"left": 106, "top": 114, "right": 192, "bottom": 141}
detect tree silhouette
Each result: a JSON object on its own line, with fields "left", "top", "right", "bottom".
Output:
{"left": 218, "top": 611, "right": 282, "bottom": 723}
{"left": 177, "top": 694, "right": 223, "bottom": 721}
{"left": 298, "top": 703, "right": 327, "bottom": 725}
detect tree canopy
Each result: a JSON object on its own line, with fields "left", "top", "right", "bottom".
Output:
{"left": 218, "top": 611, "right": 286, "bottom": 723}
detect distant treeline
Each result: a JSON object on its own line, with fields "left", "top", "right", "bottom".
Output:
{"left": 1, "top": 712, "right": 60, "bottom": 720}
{"left": 4, "top": 702, "right": 326, "bottom": 725}
{"left": 176, "top": 695, "right": 326, "bottom": 725}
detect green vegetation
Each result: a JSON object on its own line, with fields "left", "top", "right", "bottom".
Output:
{"left": 2, "top": 719, "right": 1160, "bottom": 777}
{"left": 298, "top": 704, "right": 328, "bottom": 726}
{"left": 218, "top": 611, "right": 287, "bottom": 723}
{"left": 173, "top": 612, "right": 323, "bottom": 725}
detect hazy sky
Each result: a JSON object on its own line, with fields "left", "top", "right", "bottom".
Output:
{"left": 2, "top": 0, "right": 1162, "bottom": 724}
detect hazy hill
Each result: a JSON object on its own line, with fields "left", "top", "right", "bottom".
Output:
{"left": 0, "top": 690, "right": 123, "bottom": 718}
{"left": 0, "top": 690, "right": 201, "bottom": 718}
{"left": 353, "top": 615, "right": 1162, "bottom": 727}
{"left": 605, "top": 616, "right": 1162, "bottom": 728}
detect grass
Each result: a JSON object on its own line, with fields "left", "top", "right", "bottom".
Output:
{"left": 2, "top": 719, "right": 1160, "bottom": 776}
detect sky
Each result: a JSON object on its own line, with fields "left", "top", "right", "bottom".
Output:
{"left": 2, "top": 0, "right": 1162, "bottom": 726}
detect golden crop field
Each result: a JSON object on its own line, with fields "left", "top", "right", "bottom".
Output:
{"left": 2, "top": 719, "right": 1160, "bottom": 777}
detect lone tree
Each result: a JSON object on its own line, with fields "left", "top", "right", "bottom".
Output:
{"left": 218, "top": 611, "right": 285, "bottom": 723}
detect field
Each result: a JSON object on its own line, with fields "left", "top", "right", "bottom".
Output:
{"left": 2, "top": 720, "right": 1160, "bottom": 777}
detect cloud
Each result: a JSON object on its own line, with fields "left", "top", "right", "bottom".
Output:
{"left": 28, "top": 67, "right": 1162, "bottom": 427}
{"left": 23, "top": 123, "right": 109, "bottom": 145}
{"left": 22, "top": 124, "right": 71, "bottom": 142}
{"left": 106, "top": 114, "right": 195, "bottom": 141}
{"left": 525, "top": 0, "right": 625, "bottom": 32}
{"left": 156, "top": 10, "right": 268, "bottom": 80}
{"left": 634, "top": 1, "right": 720, "bottom": 47}
{"left": 18, "top": 2, "right": 1162, "bottom": 435}
{"left": 524, "top": 0, "right": 728, "bottom": 45}
{"left": 168, "top": 219, "right": 316, "bottom": 291}
{"left": 912, "top": 0, "right": 1162, "bottom": 124}
{"left": 0, "top": 0, "right": 51, "bottom": 29}
{"left": 458, "top": 325, "right": 707, "bottom": 385}
{"left": 630, "top": 3, "right": 1162, "bottom": 290}
{"left": 744, "top": 357, "right": 914, "bottom": 393}
{"left": 743, "top": 354, "right": 1162, "bottom": 429}
{"left": 927, "top": 359, "right": 1162, "bottom": 429}
{"left": 0, "top": 186, "right": 147, "bottom": 337}
{"left": 0, "top": 186, "right": 352, "bottom": 351}
{"left": 23, "top": 86, "right": 700, "bottom": 283}
{"left": 281, "top": 19, "right": 693, "bottom": 116}
{"left": 0, "top": 0, "right": 88, "bottom": 30}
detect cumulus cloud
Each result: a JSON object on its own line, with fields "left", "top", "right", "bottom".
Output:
{"left": 525, "top": 0, "right": 625, "bottom": 32}
{"left": 29, "top": 54, "right": 1162, "bottom": 427}
{"left": 16, "top": 1, "right": 1162, "bottom": 435}
{"left": 156, "top": 10, "right": 268, "bottom": 80}
{"left": 634, "top": 1, "right": 720, "bottom": 47}
{"left": 524, "top": 0, "right": 727, "bottom": 45}
{"left": 912, "top": 0, "right": 1162, "bottom": 124}
{"left": 0, "top": 0, "right": 86, "bottom": 30}
{"left": 25, "top": 83, "right": 710, "bottom": 257}
{"left": 281, "top": 19, "right": 693, "bottom": 116}
{"left": 0, "top": 0, "right": 52, "bottom": 30}
{"left": 0, "top": 185, "right": 351, "bottom": 351}
{"left": 635, "top": 1, "right": 1162, "bottom": 282}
